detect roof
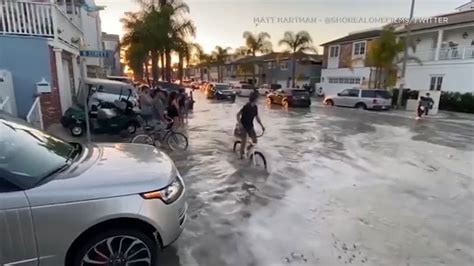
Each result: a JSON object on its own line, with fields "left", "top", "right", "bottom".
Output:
{"left": 84, "top": 77, "right": 132, "bottom": 87}
{"left": 229, "top": 52, "right": 322, "bottom": 64}
{"left": 320, "top": 29, "right": 382, "bottom": 46}
{"left": 397, "top": 10, "right": 474, "bottom": 33}
{"left": 456, "top": 0, "right": 474, "bottom": 10}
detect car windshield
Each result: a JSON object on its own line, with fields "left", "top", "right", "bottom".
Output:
{"left": 292, "top": 90, "right": 309, "bottom": 95}
{"left": 216, "top": 85, "right": 230, "bottom": 90}
{"left": 0, "top": 119, "right": 75, "bottom": 189}
{"left": 241, "top": 84, "right": 253, "bottom": 90}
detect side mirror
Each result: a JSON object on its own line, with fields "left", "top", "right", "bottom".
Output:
{"left": 337, "top": 93, "right": 341, "bottom": 96}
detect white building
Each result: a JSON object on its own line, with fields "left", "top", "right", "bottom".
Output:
{"left": 396, "top": 9, "right": 474, "bottom": 93}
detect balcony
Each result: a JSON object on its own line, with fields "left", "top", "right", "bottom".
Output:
{"left": 411, "top": 46, "right": 474, "bottom": 62}
{"left": 0, "top": 0, "right": 83, "bottom": 49}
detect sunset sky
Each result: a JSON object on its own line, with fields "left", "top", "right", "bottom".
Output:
{"left": 96, "top": 0, "right": 466, "bottom": 53}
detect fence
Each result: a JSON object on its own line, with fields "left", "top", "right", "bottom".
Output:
{"left": 26, "top": 97, "right": 44, "bottom": 129}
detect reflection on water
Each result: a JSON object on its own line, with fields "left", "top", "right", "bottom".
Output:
{"left": 163, "top": 92, "right": 474, "bottom": 266}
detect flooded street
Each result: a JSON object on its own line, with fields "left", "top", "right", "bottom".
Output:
{"left": 163, "top": 92, "right": 474, "bottom": 266}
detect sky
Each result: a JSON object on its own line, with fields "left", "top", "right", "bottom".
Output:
{"left": 95, "top": 0, "right": 467, "bottom": 53}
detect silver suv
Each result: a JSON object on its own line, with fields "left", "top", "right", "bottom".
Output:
{"left": 324, "top": 88, "right": 392, "bottom": 110}
{"left": 0, "top": 115, "right": 186, "bottom": 265}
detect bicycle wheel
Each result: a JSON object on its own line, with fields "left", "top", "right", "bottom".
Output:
{"left": 130, "top": 134, "right": 154, "bottom": 146}
{"left": 167, "top": 132, "right": 189, "bottom": 151}
{"left": 250, "top": 151, "right": 267, "bottom": 169}
{"left": 233, "top": 141, "right": 241, "bottom": 154}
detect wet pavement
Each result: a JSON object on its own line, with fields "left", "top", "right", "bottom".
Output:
{"left": 47, "top": 91, "right": 474, "bottom": 265}
{"left": 157, "top": 91, "right": 474, "bottom": 266}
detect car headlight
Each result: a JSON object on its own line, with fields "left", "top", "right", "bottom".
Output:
{"left": 141, "top": 177, "right": 183, "bottom": 204}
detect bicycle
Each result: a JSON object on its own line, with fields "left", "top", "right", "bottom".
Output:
{"left": 130, "top": 117, "right": 189, "bottom": 151}
{"left": 233, "top": 130, "right": 267, "bottom": 170}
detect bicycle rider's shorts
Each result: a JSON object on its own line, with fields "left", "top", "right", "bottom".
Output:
{"left": 241, "top": 125, "right": 257, "bottom": 140}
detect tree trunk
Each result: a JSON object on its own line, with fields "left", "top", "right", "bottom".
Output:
{"left": 207, "top": 66, "right": 210, "bottom": 81}
{"left": 143, "top": 61, "right": 149, "bottom": 85}
{"left": 160, "top": 52, "right": 165, "bottom": 81}
{"left": 292, "top": 53, "right": 297, "bottom": 88}
{"left": 151, "top": 50, "right": 159, "bottom": 83}
{"left": 368, "top": 67, "right": 373, "bottom": 89}
{"left": 178, "top": 53, "right": 184, "bottom": 83}
{"left": 252, "top": 52, "right": 256, "bottom": 86}
{"left": 377, "top": 67, "right": 383, "bottom": 88}
{"left": 200, "top": 66, "right": 204, "bottom": 81}
{"left": 165, "top": 48, "right": 172, "bottom": 82}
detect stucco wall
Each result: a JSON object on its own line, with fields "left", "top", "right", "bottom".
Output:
{"left": 398, "top": 62, "right": 474, "bottom": 93}
{"left": 0, "top": 36, "right": 52, "bottom": 117}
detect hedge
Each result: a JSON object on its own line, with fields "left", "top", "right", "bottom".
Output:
{"left": 439, "top": 91, "right": 474, "bottom": 113}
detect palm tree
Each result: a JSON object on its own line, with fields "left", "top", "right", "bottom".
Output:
{"left": 278, "top": 31, "right": 316, "bottom": 87}
{"left": 175, "top": 42, "right": 199, "bottom": 82}
{"left": 131, "top": 0, "right": 194, "bottom": 82}
{"left": 242, "top": 31, "right": 272, "bottom": 85}
{"left": 212, "top": 46, "right": 232, "bottom": 82}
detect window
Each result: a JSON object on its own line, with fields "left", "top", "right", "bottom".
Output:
{"left": 267, "top": 62, "right": 277, "bottom": 69}
{"left": 353, "top": 41, "right": 366, "bottom": 56}
{"left": 430, "top": 76, "right": 443, "bottom": 91}
{"left": 280, "top": 62, "right": 289, "bottom": 70}
{"left": 330, "top": 46, "right": 340, "bottom": 58}
{"left": 348, "top": 89, "right": 360, "bottom": 97}
{"left": 327, "top": 77, "right": 362, "bottom": 84}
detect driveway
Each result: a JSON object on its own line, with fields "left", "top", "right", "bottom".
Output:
{"left": 160, "top": 92, "right": 473, "bottom": 266}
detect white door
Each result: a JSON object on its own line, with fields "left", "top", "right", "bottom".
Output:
{"left": 0, "top": 70, "right": 17, "bottom": 115}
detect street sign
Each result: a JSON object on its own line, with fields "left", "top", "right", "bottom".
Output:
{"left": 80, "top": 50, "right": 110, "bottom": 58}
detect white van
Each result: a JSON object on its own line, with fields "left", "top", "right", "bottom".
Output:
{"left": 232, "top": 83, "right": 255, "bottom": 97}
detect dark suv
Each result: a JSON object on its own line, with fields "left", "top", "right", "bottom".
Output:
{"left": 266, "top": 89, "right": 311, "bottom": 108}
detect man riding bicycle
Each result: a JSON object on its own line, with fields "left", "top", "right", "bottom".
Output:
{"left": 236, "top": 92, "right": 265, "bottom": 159}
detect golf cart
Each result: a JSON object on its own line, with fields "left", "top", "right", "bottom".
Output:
{"left": 61, "top": 79, "right": 140, "bottom": 137}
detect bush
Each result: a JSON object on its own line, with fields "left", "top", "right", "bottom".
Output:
{"left": 439, "top": 92, "right": 474, "bottom": 113}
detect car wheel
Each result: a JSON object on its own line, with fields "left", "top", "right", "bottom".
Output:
{"left": 266, "top": 97, "right": 272, "bottom": 105}
{"left": 70, "top": 124, "right": 84, "bottom": 137}
{"left": 126, "top": 123, "right": 137, "bottom": 134}
{"left": 325, "top": 99, "right": 334, "bottom": 106}
{"left": 355, "top": 103, "right": 367, "bottom": 110}
{"left": 72, "top": 229, "right": 157, "bottom": 266}
{"left": 282, "top": 99, "right": 289, "bottom": 108}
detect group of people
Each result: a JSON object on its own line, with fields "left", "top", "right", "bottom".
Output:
{"left": 139, "top": 87, "right": 193, "bottom": 128}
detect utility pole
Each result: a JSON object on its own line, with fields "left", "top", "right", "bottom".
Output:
{"left": 397, "top": 0, "right": 415, "bottom": 109}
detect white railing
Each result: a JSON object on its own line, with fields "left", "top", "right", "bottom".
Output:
{"left": 0, "top": 96, "right": 12, "bottom": 114}
{"left": 410, "top": 46, "right": 474, "bottom": 62}
{"left": 439, "top": 47, "right": 474, "bottom": 60}
{"left": 0, "top": 0, "right": 83, "bottom": 48}
{"left": 26, "top": 97, "right": 44, "bottom": 130}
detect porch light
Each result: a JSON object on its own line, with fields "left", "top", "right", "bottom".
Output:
{"left": 462, "top": 32, "right": 469, "bottom": 39}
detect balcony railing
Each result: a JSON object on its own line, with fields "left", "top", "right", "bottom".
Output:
{"left": 0, "top": 0, "right": 83, "bottom": 49}
{"left": 410, "top": 46, "right": 474, "bottom": 62}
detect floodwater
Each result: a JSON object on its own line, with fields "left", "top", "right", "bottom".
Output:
{"left": 162, "top": 92, "right": 474, "bottom": 266}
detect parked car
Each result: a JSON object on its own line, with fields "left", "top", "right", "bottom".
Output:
{"left": 233, "top": 83, "right": 255, "bottom": 97}
{"left": 258, "top": 83, "right": 282, "bottom": 96}
{"left": 84, "top": 78, "right": 139, "bottom": 109}
{"left": 206, "top": 83, "right": 236, "bottom": 102}
{"left": 0, "top": 114, "right": 187, "bottom": 266}
{"left": 324, "top": 88, "right": 392, "bottom": 110}
{"left": 266, "top": 88, "right": 311, "bottom": 108}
